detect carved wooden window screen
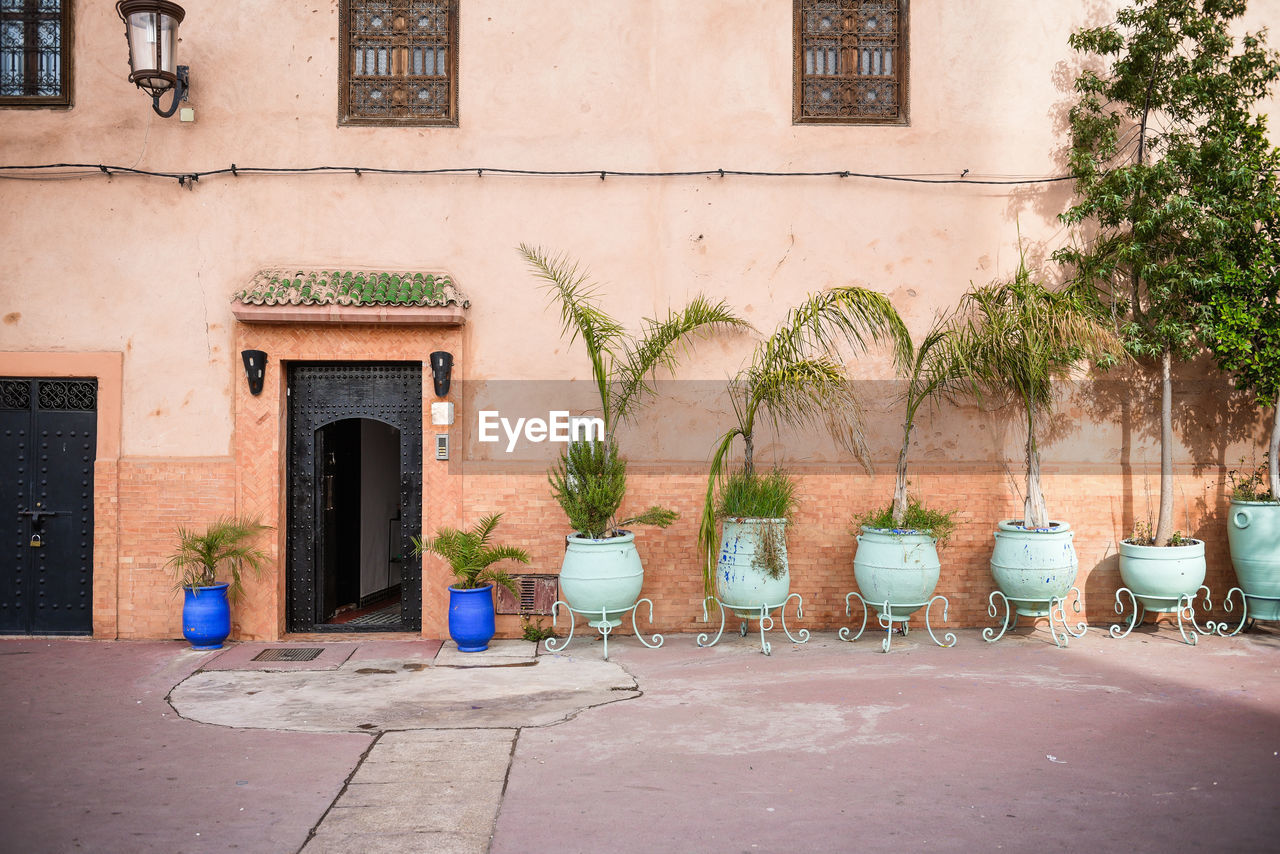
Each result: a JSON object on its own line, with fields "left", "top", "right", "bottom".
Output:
{"left": 340, "top": 0, "right": 457, "bottom": 126}
{"left": 0, "top": 0, "right": 71, "bottom": 107}
{"left": 794, "top": 0, "right": 906, "bottom": 124}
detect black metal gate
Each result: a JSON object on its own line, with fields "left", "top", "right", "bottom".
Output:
{"left": 287, "top": 364, "right": 422, "bottom": 631}
{"left": 0, "top": 378, "right": 97, "bottom": 635}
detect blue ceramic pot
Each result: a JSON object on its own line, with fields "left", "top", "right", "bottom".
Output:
{"left": 182, "top": 583, "right": 231, "bottom": 650}
{"left": 449, "top": 584, "right": 496, "bottom": 652}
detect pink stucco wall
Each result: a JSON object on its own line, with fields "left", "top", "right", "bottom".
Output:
{"left": 2, "top": 1, "right": 1277, "bottom": 639}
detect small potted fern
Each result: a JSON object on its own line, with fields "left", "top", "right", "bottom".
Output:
{"left": 166, "top": 517, "right": 271, "bottom": 650}
{"left": 550, "top": 439, "right": 676, "bottom": 627}
{"left": 413, "top": 513, "right": 529, "bottom": 652}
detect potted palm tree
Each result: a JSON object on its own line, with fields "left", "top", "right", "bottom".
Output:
{"left": 412, "top": 513, "right": 529, "bottom": 652}
{"left": 521, "top": 244, "right": 748, "bottom": 625}
{"left": 946, "top": 254, "right": 1120, "bottom": 637}
{"left": 166, "top": 517, "right": 271, "bottom": 650}
{"left": 850, "top": 311, "right": 964, "bottom": 632}
{"left": 549, "top": 438, "right": 675, "bottom": 627}
{"left": 698, "top": 287, "right": 910, "bottom": 623}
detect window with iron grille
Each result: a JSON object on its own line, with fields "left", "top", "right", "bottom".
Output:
{"left": 340, "top": 0, "right": 457, "bottom": 126}
{"left": 0, "top": 0, "right": 71, "bottom": 107}
{"left": 794, "top": 0, "right": 906, "bottom": 124}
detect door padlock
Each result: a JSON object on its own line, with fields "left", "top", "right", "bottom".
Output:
{"left": 29, "top": 534, "right": 42, "bottom": 548}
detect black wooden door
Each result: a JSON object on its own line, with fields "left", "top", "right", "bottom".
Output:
{"left": 287, "top": 364, "right": 422, "bottom": 631}
{"left": 0, "top": 378, "right": 97, "bottom": 635}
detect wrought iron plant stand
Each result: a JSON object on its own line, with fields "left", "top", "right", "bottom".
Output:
{"left": 696, "top": 593, "right": 809, "bottom": 656}
{"left": 542, "top": 598, "right": 663, "bottom": 661}
{"left": 983, "top": 587, "right": 1088, "bottom": 648}
{"left": 839, "top": 592, "right": 956, "bottom": 653}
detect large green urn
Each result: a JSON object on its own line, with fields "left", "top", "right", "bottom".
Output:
{"left": 1227, "top": 500, "right": 1280, "bottom": 621}
{"left": 559, "top": 530, "right": 644, "bottom": 627}
{"left": 989, "top": 521, "right": 1078, "bottom": 617}
{"left": 852, "top": 527, "right": 941, "bottom": 621}
{"left": 1118, "top": 538, "right": 1206, "bottom": 612}
{"left": 716, "top": 518, "right": 790, "bottom": 616}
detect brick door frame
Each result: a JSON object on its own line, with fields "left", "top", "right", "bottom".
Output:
{"left": 231, "top": 324, "right": 465, "bottom": 640}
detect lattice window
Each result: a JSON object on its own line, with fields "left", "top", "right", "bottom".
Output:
{"left": 794, "top": 0, "right": 906, "bottom": 124}
{"left": 0, "top": 0, "right": 69, "bottom": 107}
{"left": 340, "top": 0, "right": 457, "bottom": 126}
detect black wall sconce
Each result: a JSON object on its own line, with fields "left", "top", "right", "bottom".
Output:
{"left": 430, "top": 351, "right": 453, "bottom": 397}
{"left": 241, "top": 350, "right": 267, "bottom": 396}
{"left": 116, "top": 1, "right": 189, "bottom": 117}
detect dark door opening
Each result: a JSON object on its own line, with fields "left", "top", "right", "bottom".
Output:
{"left": 287, "top": 363, "right": 422, "bottom": 633}
{"left": 316, "top": 418, "right": 404, "bottom": 627}
{"left": 0, "top": 378, "right": 97, "bottom": 635}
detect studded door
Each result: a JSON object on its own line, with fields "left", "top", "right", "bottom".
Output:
{"left": 0, "top": 378, "right": 97, "bottom": 635}
{"left": 287, "top": 364, "right": 422, "bottom": 631}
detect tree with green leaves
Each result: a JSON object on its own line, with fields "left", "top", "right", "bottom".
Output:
{"left": 411, "top": 513, "right": 529, "bottom": 595}
{"left": 697, "top": 287, "right": 910, "bottom": 591}
{"left": 1055, "top": 0, "right": 1280, "bottom": 544}
{"left": 949, "top": 255, "right": 1122, "bottom": 529}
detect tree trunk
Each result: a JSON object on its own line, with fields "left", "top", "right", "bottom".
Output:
{"left": 1154, "top": 347, "right": 1175, "bottom": 546}
{"left": 1270, "top": 391, "right": 1280, "bottom": 501}
{"left": 1024, "top": 400, "right": 1049, "bottom": 529}
{"left": 743, "top": 432, "right": 754, "bottom": 477}
{"left": 892, "top": 434, "right": 910, "bottom": 527}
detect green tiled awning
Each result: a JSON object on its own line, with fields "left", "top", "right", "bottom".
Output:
{"left": 232, "top": 269, "right": 469, "bottom": 325}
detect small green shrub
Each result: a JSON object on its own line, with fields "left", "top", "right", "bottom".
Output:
{"left": 855, "top": 499, "right": 957, "bottom": 547}
{"left": 521, "top": 616, "right": 556, "bottom": 642}
{"left": 714, "top": 470, "right": 797, "bottom": 520}
{"left": 1229, "top": 457, "right": 1274, "bottom": 502}
{"left": 549, "top": 440, "right": 677, "bottom": 538}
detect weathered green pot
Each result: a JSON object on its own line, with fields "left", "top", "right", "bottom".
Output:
{"left": 1227, "top": 500, "right": 1280, "bottom": 621}
{"left": 852, "top": 527, "right": 941, "bottom": 622}
{"left": 989, "top": 520, "right": 1078, "bottom": 617}
{"left": 1118, "top": 538, "right": 1206, "bottom": 613}
{"left": 559, "top": 530, "right": 644, "bottom": 627}
{"left": 716, "top": 518, "right": 790, "bottom": 617}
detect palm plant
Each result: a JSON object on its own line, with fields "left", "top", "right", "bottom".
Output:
{"left": 166, "top": 517, "right": 271, "bottom": 600}
{"left": 411, "top": 513, "right": 529, "bottom": 595}
{"left": 698, "top": 286, "right": 911, "bottom": 592}
{"left": 520, "top": 244, "right": 751, "bottom": 442}
{"left": 884, "top": 312, "right": 972, "bottom": 530}
{"left": 949, "top": 254, "right": 1121, "bottom": 530}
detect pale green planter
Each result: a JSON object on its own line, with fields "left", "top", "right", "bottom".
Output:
{"left": 852, "top": 527, "right": 941, "bottom": 621}
{"left": 1118, "top": 538, "right": 1206, "bottom": 613}
{"left": 559, "top": 530, "right": 644, "bottom": 627}
{"left": 989, "top": 520, "right": 1078, "bottom": 617}
{"left": 1227, "top": 500, "right": 1280, "bottom": 621}
{"left": 716, "top": 518, "right": 790, "bottom": 616}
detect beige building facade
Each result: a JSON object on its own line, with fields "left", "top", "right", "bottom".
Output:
{"left": 1, "top": 1, "right": 1276, "bottom": 642}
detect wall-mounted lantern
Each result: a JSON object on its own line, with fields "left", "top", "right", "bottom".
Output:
{"left": 241, "top": 350, "right": 267, "bottom": 396}
{"left": 430, "top": 351, "right": 453, "bottom": 397}
{"left": 116, "top": 1, "right": 189, "bottom": 117}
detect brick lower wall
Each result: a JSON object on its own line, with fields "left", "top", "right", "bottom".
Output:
{"left": 102, "top": 459, "right": 1239, "bottom": 641}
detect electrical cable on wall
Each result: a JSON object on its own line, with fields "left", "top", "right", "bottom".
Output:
{"left": 0, "top": 161, "right": 1082, "bottom": 188}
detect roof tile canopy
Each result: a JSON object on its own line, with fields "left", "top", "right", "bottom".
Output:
{"left": 232, "top": 269, "right": 469, "bottom": 325}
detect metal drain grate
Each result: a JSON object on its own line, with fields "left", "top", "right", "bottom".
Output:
{"left": 252, "top": 647, "right": 324, "bottom": 662}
